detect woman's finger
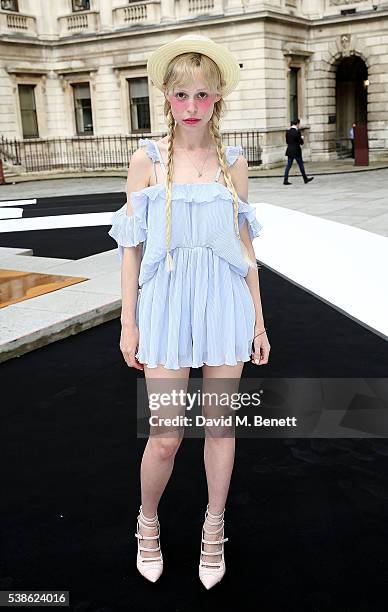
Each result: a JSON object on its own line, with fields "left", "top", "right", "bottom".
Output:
{"left": 251, "top": 335, "right": 271, "bottom": 366}
{"left": 122, "top": 346, "right": 144, "bottom": 370}
{"left": 251, "top": 340, "right": 262, "bottom": 365}
{"left": 260, "top": 343, "right": 271, "bottom": 365}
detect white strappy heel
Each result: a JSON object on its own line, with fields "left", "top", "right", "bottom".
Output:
{"left": 199, "top": 504, "right": 229, "bottom": 589}
{"left": 135, "top": 504, "right": 163, "bottom": 582}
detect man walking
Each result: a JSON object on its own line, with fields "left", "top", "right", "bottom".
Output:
{"left": 283, "top": 118, "right": 314, "bottom": 185}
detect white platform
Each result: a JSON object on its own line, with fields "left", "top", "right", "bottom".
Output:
{"left": 252, "top": 203, "right": 388, "bottom": 341}
{"left": 0, "top": 207, "right": 23, "bottom": 219}
{"left": 0, "top": 198, "right": 37, "bottom": 207}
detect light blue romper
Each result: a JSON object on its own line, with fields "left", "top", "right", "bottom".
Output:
{"left": 108, "top": 138, "right": 264, "bottom": 370}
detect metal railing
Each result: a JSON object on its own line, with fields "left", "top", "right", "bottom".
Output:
{"left": 0, "top": 131, "right": 262, "bottom": 173}
{"left": 0, "top": 135, "right": 21, "bottom": 165}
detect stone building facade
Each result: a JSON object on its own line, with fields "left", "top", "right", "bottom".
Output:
{"left": 0, "top": 0, "right": 387, "bottom": 167}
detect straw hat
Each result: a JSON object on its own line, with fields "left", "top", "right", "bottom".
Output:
{"left": 147, "top": 34, "right": 241, "bottom": 98}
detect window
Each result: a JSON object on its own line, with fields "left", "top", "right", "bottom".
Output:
{"left": 128, "top": 78, "right": 150, "bottom": 132}
{"left": 18, "top": 84, "right": 39, "bottom": 138}
{"left": 1, "top": 0, "right": 19, "bottom": 11}
{"left": 289, "top": 67, "right": 300, "bottom": 122}
{"left": 72, "top": 83, "right": 93, "bottom": 135}
{"left": 72, "top": 0, "right": 90, "bottom": 12}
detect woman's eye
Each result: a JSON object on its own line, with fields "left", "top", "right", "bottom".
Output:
{"left": 175, "top": 92, "right": 208, "bottom": 99}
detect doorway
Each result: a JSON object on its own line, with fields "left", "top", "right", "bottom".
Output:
{"left": 336, "top": 56, "right": 368, "bottom": 158}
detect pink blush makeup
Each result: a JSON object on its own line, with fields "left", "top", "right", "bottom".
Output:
{"left": 197, "top": 97, "right": 213, "bottom": 109}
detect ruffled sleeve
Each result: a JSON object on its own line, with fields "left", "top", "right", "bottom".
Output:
{"left": 226, "top": 144, "right": 243, "bottom": 167}
{"left": 138, "top": 138, "right": 158, "bottom": 162}
{"left": 108, "top": 191, "right": 148, "bottom": 262}
{"left": 238, "top": 197, "right": 264, "bottom": 242}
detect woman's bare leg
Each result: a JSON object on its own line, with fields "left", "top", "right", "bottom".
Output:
{"left": 138, "top": 363, "right": 190, "bottom": 559}
{"left": 200, "top": 361, "right": 244, "bottom": 565}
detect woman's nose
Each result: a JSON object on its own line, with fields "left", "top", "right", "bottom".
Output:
{"left": 186, "top": 99, "right": 197, "bottom": 111}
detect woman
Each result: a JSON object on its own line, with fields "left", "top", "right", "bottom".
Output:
{"left": 108, "top": 33, "right": 271, "bottom": 589}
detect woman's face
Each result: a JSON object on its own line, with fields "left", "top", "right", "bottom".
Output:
{"left": 165, "top": 79, "right": 221, "bottom": 128}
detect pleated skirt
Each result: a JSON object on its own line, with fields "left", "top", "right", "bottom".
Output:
{"left": 135, "top": 246, "right": 255, "bottom": 370}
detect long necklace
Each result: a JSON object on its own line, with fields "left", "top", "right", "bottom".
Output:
{"left": 180, "top": 142, "right": 212, "bottom": 177}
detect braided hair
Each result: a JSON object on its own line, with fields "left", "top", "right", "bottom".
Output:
{"left": 162, "top": 52, "right": 258, "bottom": 273}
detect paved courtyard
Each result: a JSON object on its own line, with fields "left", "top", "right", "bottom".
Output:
{"left": 1, "top": 166, "right": 387, "bottom": 237}
{"left": 249, "top": 168, "right": 388, "bottom": 237}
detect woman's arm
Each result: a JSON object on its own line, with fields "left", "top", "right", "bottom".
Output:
{"left": 120, "top": 147, "right": 152, "bottom": 329}
{"left": 119, "top": 148, "right": 152, "bottom": 369}
{"left": 230, "top": 155, "right": 265, "bottom": 333}
{"left": 120, "top": 242, "right": 142, "bottom": 329}
{"left": 230, "top": 154, "right": 270, "bottom": 365}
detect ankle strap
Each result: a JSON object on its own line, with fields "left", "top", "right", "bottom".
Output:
{"left": 205, "top": 503, "right": 226, "bottom": 524}
{"left": 206, "top": 504, "right": 225, "bottom": 519}
{"left": 204, "top": 522, "right": 224, "bottom": 535}
{"left": 138, "top": 504, "right": 158, "bottom": 524}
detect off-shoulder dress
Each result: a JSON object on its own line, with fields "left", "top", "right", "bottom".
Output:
{"left": 108, "top": 138, "right": 264, "bottom": 370}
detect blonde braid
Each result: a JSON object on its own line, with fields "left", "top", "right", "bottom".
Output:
{"left": 165, "top": 109, "right": 176, "bottom": 272}
{"left": 209, "top": 118, "right": 257, "bottom": 270}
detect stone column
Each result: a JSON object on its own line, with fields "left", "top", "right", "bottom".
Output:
{"left": 98, "top": 0, "right": 113, "bottom": 31}
{"left": 33, "top": 0, "right": 61, "bottom": 39}
{"left": 160, "top": 0, "right": 175, "bottom": 22}
{"left": 301, "top": 0, "right": 324, "bottom": 18}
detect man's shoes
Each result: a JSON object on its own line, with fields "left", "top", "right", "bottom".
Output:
{"left": 283, "top": 180, "right": 292, "bottom": 185}
{"left": 304, "top": 177, "right": 314, "bottom": 184}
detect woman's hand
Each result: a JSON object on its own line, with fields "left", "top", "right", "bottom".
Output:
{"left": 251, "top": 330, "right": 270, "bottom": 366}
{"left": 120, "top": 324, "right": 144, "bottom": 370}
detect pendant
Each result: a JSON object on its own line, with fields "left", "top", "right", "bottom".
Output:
{"left": 198, "top": 172, "right": 202, "bottom": 177}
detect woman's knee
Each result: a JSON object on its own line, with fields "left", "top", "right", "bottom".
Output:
{"left": 149, "top": 435, "right": 183, "bottom": 459}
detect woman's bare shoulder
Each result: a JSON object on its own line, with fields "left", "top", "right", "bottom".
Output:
{"left": 128, "top": 145, "right": 153, "bottom": 189}
{"left": 156, "top": 137, "right": 168, "bottom": 150}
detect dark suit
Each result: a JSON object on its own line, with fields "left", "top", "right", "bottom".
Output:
{"left": 284, "top": 126, "right": 308, "bottom": 182}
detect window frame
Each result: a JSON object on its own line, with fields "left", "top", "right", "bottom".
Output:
{"left": 72, "top": 81, "right": 94, "bottom": 136}
{"left": 1, "top": 0, "right": 19, "bottom": 12}
{"left": 71, "top": 0, "right": 91, "bottom": 13}
{"left": 18, "top": 83, "right": 40, "bottom": 139}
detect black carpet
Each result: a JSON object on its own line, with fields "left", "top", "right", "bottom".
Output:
{"left": 0, "top": 192, "right": 124, "bottom": 260}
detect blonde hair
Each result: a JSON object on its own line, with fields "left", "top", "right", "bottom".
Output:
{"left": 161, "top": 52, "right": 257, "bottom": 273}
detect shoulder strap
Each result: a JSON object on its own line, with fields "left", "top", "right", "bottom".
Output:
{"left": 139, "top": 138, "right": 164, "bottom": 183}
{"left": 214, "top": 145, "right": 230, "bottom": 181}
{"left": 214, "top": 166, "right": 222, "bottom": 182}
{"left": 153, "top": 140, "right": 166, "bottom": 174}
